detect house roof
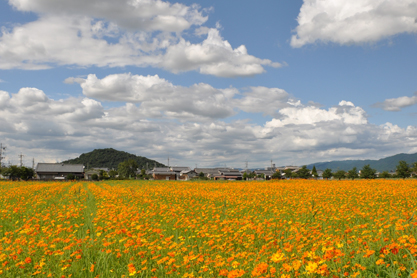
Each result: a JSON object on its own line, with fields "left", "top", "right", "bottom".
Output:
{"left": 153, "top": 167, "right": 170, "bottom": 172}
{"left": 36, "top": 163, "right": 84, "bottom": 173}
{"left": 180, "top": 169, "right": 196, "bottom": 174}
{"left": 153, "top": 171, "right": 176, "bottom": 175}
{"left": 170, "top": 167, "right": 190, "bottom": 172}
{"left": 254, "top": 170, "right": 275, "bottom": 175}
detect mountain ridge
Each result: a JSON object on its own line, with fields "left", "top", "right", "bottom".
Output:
{"left": 62, "top": 148, "right": 165, "bottom": 170}
{"left": 306, "top": 152, "right": 417, "bottom": 172}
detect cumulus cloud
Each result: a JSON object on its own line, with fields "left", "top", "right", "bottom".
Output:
{"left": 373, "top": 93, "right": 417, "bottom": 111}
{"left": 1, "top": 86, "right": 417, "bottom": 167}
{"left": 69, "top": 73, "right": 237, "bottom": 121}
{"left": 291, "top": 0, "right": 417, "bottom": 47}
{"left": 234, "top": 86, "right": 292, "bottom": 116}
{"left": 8, "top": 0, "right": 207, "bottom": 32}
{"left": 0, "top": 1, "right": 279, "bottom": 77}
{"left": 162, "top": 29, "right": 281, "bottom": 77}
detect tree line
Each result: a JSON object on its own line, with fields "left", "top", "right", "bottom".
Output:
{"left": 278, "top": 160, "right": 417, "bottom": 180}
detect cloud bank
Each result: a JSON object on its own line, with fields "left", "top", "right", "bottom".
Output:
{"left": 0, "top": 0, "right": 279, "bottom": 77}
{"left": 1, "top": 79, "right": 417, "bottom": 167}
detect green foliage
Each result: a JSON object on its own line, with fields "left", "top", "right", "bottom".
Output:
{"left": 66, "top": 173, "right": 76, "bottom": 180}
{"left": 1, "top": 166, "right": 34, "bottom": 180}
{"left": 199, "top": 172, "right": 205, "bottom": 178}
{"left": 347, "top": 167, "right": 358, "bottom": 180}
{"left": 283, "top": 169, "right": 293, "bottom": 179}
{"left": 360, "top": 164, "right": 377, "bottom": 179}
{"left": 117, "top": 159, "right": 139, "bottom": 179}
{"left": 91, "top": 173, "right": 99, "bottom": 181}
{"left": 311, "top": 166, "right": 318, "bottom": 178}
{"left": 272, "top": 171, "right": 281, "bottom": 179}
{"left": 379, "top": 171, "right": 392, "bottom": 179}
{"left": 243, "top": 172, "right": 248, "bottom": 180}
{"left": 109, "top": 170, "right": 118, "bottom": 178}
{"left": 62, "top": 148, "right": 164, "bottom": 170}
{"left": 99, "top": 170, "right": 109, "bottom": 180}
{"left": 334, "top": 170, "right": 347, "bottom": 180}
{"left": 322, "top": 168, "right": 333, "bottom": 179}
{"left": 297, "top": 165, "right": 311, "bottom": 179}
{"left": 396, "top": 160, "right": 411, "bottom": 179}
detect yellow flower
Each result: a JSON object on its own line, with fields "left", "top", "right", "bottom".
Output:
{"left": 305, "top": 262, "right": 318, "bottom": 274}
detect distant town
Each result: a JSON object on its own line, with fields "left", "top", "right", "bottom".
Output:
{"left": 0, "top": 146, "right": 416, "bottom": 181}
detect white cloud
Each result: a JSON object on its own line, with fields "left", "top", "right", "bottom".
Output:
{"left": 161, "top": 29, "right": 282, "bottom": 77}
{"left": 70, "top": 73, "right": 237, "bottom": 121}
{"left": 291, "top": 0, "right": 417, "bottom": 47}
{"left": 1, "top": 86, "right": 417, "bottom": 167}
{"left": 265, "top": 100, "right": 367, "bottom": 127}
{"left": 234, "top": 86, "right": 292, "bottom": 116}
{"left": 373, "top": 93, "right": 417, "bottom": 111}
{"left": 8, "top": 0, "right": 207, "bottom": 32}
{"left": 0, "top": 2, "right": 278, "bottom": 77}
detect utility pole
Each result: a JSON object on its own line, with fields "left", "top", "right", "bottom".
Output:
{"left": 245, "top": 161, "right": 248, "bottom": 171}
{"left": 18, "top": 153, "right": 24, "bottom": 167}
{"left": 32, "top": 158, "right": 35, "bottom": 169}
{"left": 0, "top": 143, "right": 5, "bottom": 168}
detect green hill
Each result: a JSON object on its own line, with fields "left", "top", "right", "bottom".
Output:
{"left": 307, "top": 152, "right": 417, "bottom": 172}
{"left": 62, "top": 148, "right": 165, "bottom": 170}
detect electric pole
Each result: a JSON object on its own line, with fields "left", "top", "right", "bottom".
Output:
{"left": 32, "top": 158, "right": 35, "bottom": 169}
{"left": 18, "top": 153, "right": 24, "bottom": 167}
{"left": 0, "top": 143, "right": 5, "bottom": 168}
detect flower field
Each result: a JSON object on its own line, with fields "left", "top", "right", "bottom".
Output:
{"left": 0, "top": 180, "right": 417, "bottom": 277}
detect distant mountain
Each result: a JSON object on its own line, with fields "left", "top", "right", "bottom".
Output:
{"left": 307, "top": 153, "right": 417, "bottom": 172}
{"left": 62, "top": 148, "right": 165, "bottom": 170}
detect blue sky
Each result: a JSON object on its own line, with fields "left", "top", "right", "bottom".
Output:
{"left": 1, "top": 0, "right": 417, "bottom": 168}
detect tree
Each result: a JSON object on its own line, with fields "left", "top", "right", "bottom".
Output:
{"left": 243, "top": 172, "right": 248, "bottom": 180}
{"left": 322, "top": 168, "right": 333, "bottom": 180}
{"left": 347, "top": 167, "right": 358, "bottom": 180}
{"left": 91, "top": 173, "right": 98, "bottom": 181}
{"left": 379, "top": 171, "right": 392, "bottom": 179}
{"left": 1, "top": 166, "right": 34, "bottom": 180}
{"left": 297, "top": 166, "right": 311, "bottom": 179}
{"left": 412, "top": 162, "right": 417, "bottom": 178}
{"left": 396, "top": 160, "right": 411, "bottom": 179}
{"left": 334, "top": 170, "right": 346, "bottom": 180}
{"left": 311, "top": 166, "right": 318, "bottom": 178}
{"left": 66, "top": 173, "right": 76, "bottom": 180}
{"left": 199, "top": 172, "right": 205, "bottom": 178}
{"left": 272, "top": 171, "right": 281, "bottom": 179}
{"left": 117, "top": 159, "right": 139, "bottom": 178}
{"left": 360, "top": 164, "right": 377, "bottom": 179}
{"left": 283, "top": 169, "right": 293, "bottom": 179}
{"left": 99, "top": 170, "right": 109, "bottom": 180}
{"left": 109, "top": 170, "right": 118, "bottom": 179}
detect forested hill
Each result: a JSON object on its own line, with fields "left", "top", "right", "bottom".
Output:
{"left": 62, "top": 148, "right": 165, "bottom": 170}
{"left": 307, "top": 152, "right": 417, "bottom": 172}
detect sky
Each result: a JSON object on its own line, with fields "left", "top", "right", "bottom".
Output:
{"left": 1, "top": 0, "right": 417, "bottom": 169}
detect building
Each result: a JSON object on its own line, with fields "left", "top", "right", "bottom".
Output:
{"left": 193, "top": 168, "right": 243, "bottom": 180}
{"left": 179, "top": 169, "right": 197, "bottom": 180}
{"left": 151, "top": 167, "right": 176, "bottom": 180}
{"left": 35, "top": 163, "right": 84, "bottom": 180}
